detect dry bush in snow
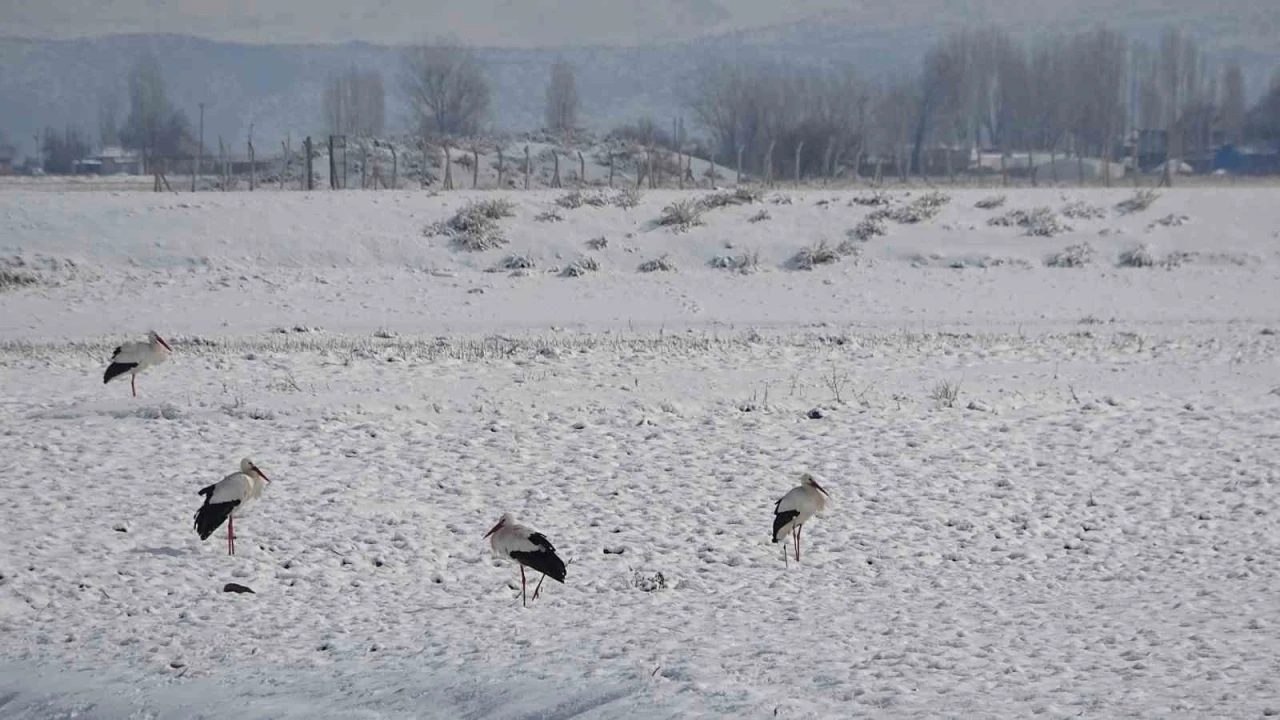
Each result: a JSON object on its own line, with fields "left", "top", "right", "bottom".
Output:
{"left": 975, "top": 195, "right": 1007, "bottom": 210}
{"left": 0, "top": 269, "right": 41, "bottom": 292}
{"left": 1045, "top": 242, "right": 1096, "bottom": 268}
{"left": 614, "top": 188, "right": 643, "bottom": 209}
{"left": 790, "top": 240, "right": 841, "bottom": 270}
{"left": 850, "top": 217, "right": 887, "bottom": 242}
{"left": 1115, "top": 189, "right": 1160, "bottom": 215}
{"left": 930, "top": 378, "right": 962, "bottom": 408}
{"left": 850, "top": 191, "right": 892, "bottom": 207}
{"left": 426, "top": 199, "right": 515, "bottom": 251}
{"left": 656, "top": 200, "right": 704, "bottom": 233}
{"left": 700, "top": 187, "right": 762, "bottom": 210}
{"left": 585, "top": 236, "right": 608, "bottom": 250}
{"left": 638, "top": 255, "right": 677, "bottom": 273}
{"left": 492, "top": 253, "right": 535, "bottom": 271}
{"left": 556, "top": 190, "right": 586, "bottom": 209}
{"left": 561, "top": 256, "right": 600, "bottom": 277}
{"left": 1022, "top": 208, "right": 1073, "bottom": 237}
{"left": 534, "top": 209, "right": 564, "bottom": 222}
{"left": 1117, "top": 243, "right": 1158, "bottom": 267}
{"left": 1149, "top": 213, "right": 1190, "bottom": 228}
{"left": 1061, "top": 200, "right": 1108, "bottom": 220}
{"left": 708, "top": 250, "right": 760, "bottom": 274}
{"left": 747, "top": 209, "right": 771, "bottom": 223}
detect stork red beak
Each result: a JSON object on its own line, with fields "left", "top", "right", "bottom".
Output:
{"left": 483, "top": 520, "right": 503, "bottom": 538}
{"left": 812, "top": 480, "right": 829, "bottom": 497}
{"left": 155, "top": 335, "right": 172, "bottom": 352}
{"left": 253, "top": 465, "right": 270, "bottom": 483}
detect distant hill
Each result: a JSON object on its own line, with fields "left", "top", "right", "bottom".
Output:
{"left": 2, "top": 12, "right": 1277, "bottom": 160}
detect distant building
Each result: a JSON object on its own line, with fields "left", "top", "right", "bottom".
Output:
{"left": 74, "top": 146, "right": 143, "bottom": 175}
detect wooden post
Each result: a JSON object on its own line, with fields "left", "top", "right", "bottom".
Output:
{"left": 342, "top": 136, "right": 348, "bottom": 190}
{"left": 647, "top": 145, "right": 655, "bottom": 189}
{"left": 608, "top": 153, "right": 615, "bottom": 188}
{"left": 524, "top": 145, "right": 531, "bottom": 189}
{"left": 304, "top": 136, "right": 313, "bottom": 190}
{"left": 874, "top": 158, "right": 883, "bottom": 186}
{"left": 443, "top": 145, "right": 453, "bottom": 190}
{"left": 823, "top": 139, "right": 835, "bottom": 187}
{"left": 248, "top": 124, "right": 255, "bottom": 191}
{"left": 472, "top": 146, "right": 479, "bottom": 188}
{"left": 361, "top": 146, "right": 368, "bottom": 189}
{"left": 1130, "top": 135, "right": 1139, "bottom": 187}
{"left": 390, "top": 146, "right": 398, "bottom": 189}
{"left": 736, "top": 145, "right": 743, "bottom": 186}
{"left": 497, "top": 147, "right": 504, "bottom": 188}
{"left": 794, "top": 141, "right": 804, "bottom": 187}
{"left": 191, "top": 154, "right": 197, "bottom": 192}
{"left": 1103, "top": 145, "right": 1112, "bottom": 188}
{"left": 677, "top": 147, "right": 684, "bottom": 189}
{"left": 332, "top": 135, "right": 343, "bottom": 189}
{"left": 551, "top": 151, "right": 561, "bottom": 188}
{"left": 578, "top": 151, "right": 586, "bottom": 186}
{"left": 764, "top": 140, "right": 776, "bottom": 187}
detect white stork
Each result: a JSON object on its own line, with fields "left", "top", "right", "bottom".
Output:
{"left": 194, "top": 458, "right": 271, "bottom": 555}
{"left": 772, "top": 473, "right": 830, "bottom": 563}
{"left": 103, "top": 330, "right": 172, "bottom": 397}
{"left": 484, "top": 513, "right": 568, "bottom": 607}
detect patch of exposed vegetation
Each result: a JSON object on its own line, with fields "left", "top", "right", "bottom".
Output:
{"left": 1115, "top": 189, "right": 1160, "bottom": 215}
{"left": 656, "top": 200, "right": 704, "bottom": 233}
{"left": 975, "top": 195, "right": 1007, "bottom": 210}
{"left": 1045, "top": 242, "right": 1096, "bottom": 268}
{"left": 638, "top": 255, "right": 677, "bottom": 273}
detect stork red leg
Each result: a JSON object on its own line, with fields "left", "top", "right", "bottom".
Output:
{"left": 131, "top": 374, "right": 137, "bottom": 397}
{"left": 520, "top": 565, "right": 527, "bottom": 607}
{"left": 795, "top": 524, "right": 802, "bottom": 562}
{"left": 532, "top": 573, "right": 547, "bottom": 601}
{"left": 228, "top": 514, "right": 235, "bottom": 556}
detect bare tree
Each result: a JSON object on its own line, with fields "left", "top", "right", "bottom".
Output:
{"left": 545, "top": 59, "right": 579, "bottom": 132}
{"left": 323, "top": 67, "right": 386, "bottom": 136}
{"left": 98, "top": 92, "right": 121, "bottom": 149}
{"left": 1220, "top": 63, "right": 1246, "bottom": 146}
{"left": 403, "top": 40, "right": 491, "bottom": 137}
{"left": 41, "top": 126, "right": 91, "bottom": 173}
{"left": 119, "top": 54, "right": 193, "bottom": 166}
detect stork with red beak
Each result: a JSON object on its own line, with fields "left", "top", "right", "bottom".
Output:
{"left": 772, "top": 473, "right": 830, "bottom": 563}
{"left": 103, "top": 330, "right": 172, "bottom": 397}
{"left": 484, "top": 513, "right": 567, "bottom": 607}
{"left": 194, "top": 458, "right": 271, "bottom": 555}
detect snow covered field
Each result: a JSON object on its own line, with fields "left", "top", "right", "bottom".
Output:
{"left": 2, "top": 187, "right": 1279, "bottom": 718}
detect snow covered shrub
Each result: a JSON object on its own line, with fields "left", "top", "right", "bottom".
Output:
{"left": 493, "top": 253, "right": 536, "bottom": 271}
{"left": 850, "top": 216, "right": 887, "bottom": 242}
{"left": 0, "top": 269, "right": 41, "bottom": 292}
{"left": 769, "top": 194, "right": 794, "bottom": 205}
{"left": 708, "top": 250, "right": 760, "bottom": 274}
{"left": 987, "top": 208, "right": 1030, "bottom": 227}
{"left": 1149, "top": 213, "right": 1190, "bottom": 228}
{"left": 1115, "top": 189, "right": 1160, "bottom": 215}
{"left": 427, "top": 199, "right": 515, "bottom": 251}
{"left": 882, "top": 192, "right": 948, "bottom": 224}
{"left": 556, "top": 190, "right": 586, "bottom": 209}
{"left": 632, "top": 570, "right": 667, "bottom": 592}
{"left": 930, "top": 379, "right": 961, "bottom": 408}
{"left": 534, "top": 209, "right": 564, "bottom": 222}
{"left": 851, "top": 191, "right": 892, "bottom": 207}
{"left": 585, "top": 236, "right": 609, "bottom": 250}
{"left": 700, "top": 187, "right": 762, "bottom": 210}
{"left": 638, "top": 255, "right": 677, "bottom": 273}
{"left": 1117, "top": 243, "right": 1157, "bottom": 267}
{"left": 1061, "top": 200, "right": 1108, "bottom": 220}
{"left": 747, "top": 209, "right": 771, "bottom": 223}
{"left": 656, "top": 200, "right": 704, "bottom": 232}
{"left": 561, "top": 256, "right": 600, "bottom": 277}
{"left": 1161, "top": 250, "right": 1195, "bottom": 268}
{"left": 1045, "top": 242, "right": 1096, "bottom": 268}
{"left": 613, "top": 188, "right": 643, "bottom": 209}
{"left": 790, "top": 240, "right": 841, "bottom": 270}
{"left": 975, "top": 194, "right": 1007, "bottom": 210}
{"left": 914, "top": 190, "right": 951, "bottom": 212}
{"left": 1022, "top": 208, "right": 1073, "bottom": 237}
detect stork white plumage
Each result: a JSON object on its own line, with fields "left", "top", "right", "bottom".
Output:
{"left": 103, "top": 330, "right": 172, "bottom": 397}
{"left": 484, "top": 513, "right": 568, "bottom": 607}
{"left": 772, "top": 473, "right": 830, "bottom": 563}
{"left": 194, "top": 458, "right": 271, "bottom": 555}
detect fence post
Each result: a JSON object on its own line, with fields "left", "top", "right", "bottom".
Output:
{"left": 390, "top": 146, "right": 397, "bottom": 189}
{"left": 248, "top": 124, "right": 255, "bottom": 191}
{"left": 578, "top": 151, "right": 586, "bottom": 186}
{"left": 551, "top": 151, "right": 561, "bottom": 188}
{"left": 472, "top": 146, "right": 480, "bottom": 188}
{"left": 304, "top": 136, "right": 313, "bottom": 190}
{"left": 794, "top": 141, "right": 804, "bottom": 187}
{"left": 523, "top": 145, "right": 530, "bottom": 189}
{"left": 328, "top": 136, "right": 336, "bottom": 189}
{"left": 443, "top": 145, "right": 453, "bottom": 190}
{"left": 497, "top": 147, "right": 504, "bottom": 188}
{"left": 736, "top": 145, "right": 743, "bottom": 186}
{"left": 608, "top": 153, "right": 614, "bottom": 188}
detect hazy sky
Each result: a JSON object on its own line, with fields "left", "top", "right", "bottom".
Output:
{"left": 3, "top": 0, "right": 1276, "bottom": 48}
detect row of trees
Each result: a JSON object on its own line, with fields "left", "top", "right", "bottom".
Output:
{"left": 688, "top": 25, "right": 1265, "bottom": 177}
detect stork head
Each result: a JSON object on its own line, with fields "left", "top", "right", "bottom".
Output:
{"left": 484, "top": 513, "right": 514, "bottom": 538}
{"left": 801, "top": 472, "right": 829, "bottom": 497}
{"left": 148, "top": 330, "right": 173, "bottom": 353}
{"left": 240, "top": 457, "right": 270, "bottom": 483}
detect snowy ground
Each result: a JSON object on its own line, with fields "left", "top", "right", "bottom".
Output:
{"left": 2, "top": 187, "right": 1279, "bottom": 718}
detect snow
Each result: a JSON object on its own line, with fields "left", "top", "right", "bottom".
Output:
{"left": 2, "top": 184, "right": 1280, "bottom": 718}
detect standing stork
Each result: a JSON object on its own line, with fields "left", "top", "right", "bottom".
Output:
{"left": 194, "top": 458, "right": 271, "bottom": 555}
{"left": 484, "top": 513, "right": 567, "bottom": 607}
{"left": 772, "top": 473, "right": 830, "bottom": 563}
{"left": 103, "top": 330, "right": 172, "bottom": 397}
